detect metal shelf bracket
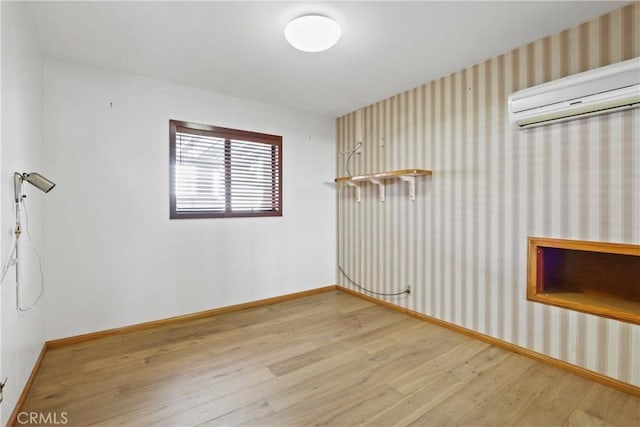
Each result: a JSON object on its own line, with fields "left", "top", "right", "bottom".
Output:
{"left": 369, "top": 179, "right": 385, "bottom": 202}
{"left": 399, "top": 175, "right": 416, "bottom": 201}
{"left": 345, "top": 181, "right": 361, "bottom": 202}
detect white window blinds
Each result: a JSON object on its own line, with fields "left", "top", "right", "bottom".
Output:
{"left": 170, "top": 121, "right": 282, "bottom": 218}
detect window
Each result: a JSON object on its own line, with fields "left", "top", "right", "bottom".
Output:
{"left": 170, "top": 120, "right": 282, "bottom": 219}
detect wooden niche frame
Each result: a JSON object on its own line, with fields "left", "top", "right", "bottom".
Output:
{"left": 527, "top": 237, "right": 640, "bottom": 325}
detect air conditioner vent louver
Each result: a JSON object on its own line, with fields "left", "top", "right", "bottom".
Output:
{"left": 508, "top": 57, "right": 640, "bottom": 129}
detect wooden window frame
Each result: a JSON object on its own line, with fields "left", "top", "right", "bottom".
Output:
{"left": 169, "top": 120, "right": 282, "bottom": 219}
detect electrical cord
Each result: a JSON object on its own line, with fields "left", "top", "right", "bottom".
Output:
{"left": 338, "top": 265, "right": 410, "bottom": 296}
{"left": 343, "top": 141, "right": 363, "bottom": 177}
{"left": 16, "top": 198, "right": 45, "bottom": 312}
{"left": 337, "top": 144, "right": 410, "bottom": 297}
{"left": 0, "top": 235, "right": 17, "bottom": 283}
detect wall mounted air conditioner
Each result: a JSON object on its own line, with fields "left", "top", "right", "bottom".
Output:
{"left": 508, "top": 57, "right": 640, "bottom": 129}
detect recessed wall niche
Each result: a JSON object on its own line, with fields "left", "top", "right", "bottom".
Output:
{"left": 527, "top": 237, "right": 640, "bottom": 324}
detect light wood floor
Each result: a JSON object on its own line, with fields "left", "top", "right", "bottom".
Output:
{"left": 22, "top": 291, "right": 639, "bottom": 426}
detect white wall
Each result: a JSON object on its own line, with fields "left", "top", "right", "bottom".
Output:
{"left": 1, "top": 2, "right": 48, "bottom": 423}
{"left": 43, "top": 60, "right": 336, "bottom": 340}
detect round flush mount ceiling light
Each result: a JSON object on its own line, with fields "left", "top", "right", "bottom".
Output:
{"left": 284, "top": 15, "right": 341, "bottom": 52}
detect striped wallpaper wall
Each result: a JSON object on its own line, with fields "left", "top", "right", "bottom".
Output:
{"left": 336, "top": 4, "right": 639, "bottom": 387}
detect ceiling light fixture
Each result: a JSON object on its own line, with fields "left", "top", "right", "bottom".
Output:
{"left": 284, "top": 15, "right": 341, "bottom": 52}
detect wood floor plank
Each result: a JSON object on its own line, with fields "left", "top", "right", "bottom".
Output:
{"left": 75, "top": 338, "right": 324, "bottom": 425}
{"left": 265, "top": 330, "right": 458, "bottom": 414}
{"left": 267, "top": 341, "right": 352, "bottom": 377}
{"left": 255, "top": 383, "right": 403, "bottom": 426}
{"left": 149, "top": 348, "right": 370, "bottom": 426}
{"left": 24, "top": 334, "right": 318, "bottom": 413}
{"left": 567, "top": 382, "right": 640, "bottom": 426}
{"left": 614, "top": 395, "right": 640, "bottom": 426}
{"left": 512, "top": 367, "right": 597, "bottom": 426}
{"left": 386, "top": 338, "right": 491, "bottom": 395}
{"left": 197, "top": 400, "right": 275, "bottom": 427}
{"left": 457, "top": 362, "right": 560, "bottom": 426}
{"left": 363, "top": 345, "right": 513, "bottom": 427}
{"left": 20, "top": 291, "right": 639, "bottom": 427}
{"left": 563, "top": 409, "right": 612, "bottom": 427}
{"left": 405, "top": 353, "right": 539, "bottom": 427}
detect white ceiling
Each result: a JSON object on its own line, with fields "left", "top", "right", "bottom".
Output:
{"left": 24, "top": 1, "right": 631, "bottom": 117}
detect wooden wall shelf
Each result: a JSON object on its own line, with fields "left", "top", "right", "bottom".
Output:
{"left": 335, "top": 169, "right": 432, "bottom": 202}
{"left": 527, "top": 237, "right": 640, "bottom": 324}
